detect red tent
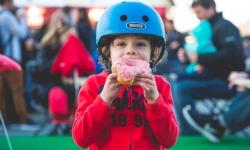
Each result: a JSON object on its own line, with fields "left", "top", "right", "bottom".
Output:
{"left": 51, "top": 34, "right": 96, "bottom": 76}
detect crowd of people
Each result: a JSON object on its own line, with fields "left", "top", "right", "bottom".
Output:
{"left": 0, "top": 0, "right": 96, "bottom": 134}
{"left": 165, "top": 0, "right": 249, "bottom": 143}
{"left": 0, "top": 0, "right": 250, "bottom": 144}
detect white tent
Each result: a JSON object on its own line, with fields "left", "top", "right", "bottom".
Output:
{"left": 14, "top": 0, "right": 174, "bottom": 7}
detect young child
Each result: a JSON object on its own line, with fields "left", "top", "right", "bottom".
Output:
{"left": 72, "top": 1, "right": 179, "bottom": 150}
{"left": 182, "top": 19, "right": 216, "bottom": 79}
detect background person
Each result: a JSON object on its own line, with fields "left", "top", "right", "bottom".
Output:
{"left": 173, "top": 0, "right": 245, "bottom": 135}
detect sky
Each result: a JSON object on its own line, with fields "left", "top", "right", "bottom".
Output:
{"left": 172, "top": 0, "right": 250, "bottom": 33}
{"left": 14, "top": 0, "right": 250, "bottom": 35}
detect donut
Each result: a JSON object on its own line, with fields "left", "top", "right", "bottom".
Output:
{"left": 111, "top": 58, "right": 151, "bottom": 86}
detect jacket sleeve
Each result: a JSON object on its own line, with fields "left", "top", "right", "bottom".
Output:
{"left": 198, "top": 22, "right": 244, "bottom": 70}
{"left": 4, "top": 10, "right": 28, "bottom": 39}
{"left": 72, "top": 76, "right": 114, "bottom": 148}
{"left": 144, "top": 76, "right": 179, "bottom": 149}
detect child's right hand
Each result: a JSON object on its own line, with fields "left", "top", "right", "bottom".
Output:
{"left": 196, "top": 65, "right": 204, "bottom": 73}
{"left": 100, "top": 73, "right": 123, "bottom": 106}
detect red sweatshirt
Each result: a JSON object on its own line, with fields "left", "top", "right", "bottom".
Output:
{"left": 72, "top": 71, "right": 179, "bottom": 150}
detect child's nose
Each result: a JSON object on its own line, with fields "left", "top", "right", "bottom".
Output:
{"left": 126, "top": 50, "right": 136, "bottom": 55}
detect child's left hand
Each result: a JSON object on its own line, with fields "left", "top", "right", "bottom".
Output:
{"left": 187, "top": 52, "right": 198, "bottom": 63}
{"left": 196, "top": 65, "right": 204, "bottom": 73}
{"left": 134, "top": 74, "right": 159, "bottom": 104}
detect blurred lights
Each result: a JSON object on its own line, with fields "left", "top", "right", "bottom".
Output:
{"left": 88, "top": 8, "right": 105, "bottom": 22}
{"left": 26, "top": 6, "right": 45, "bottom": 29}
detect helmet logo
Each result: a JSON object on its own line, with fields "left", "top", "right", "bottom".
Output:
{"left": 126, "top": 22, "right": 146, "bottom": 29}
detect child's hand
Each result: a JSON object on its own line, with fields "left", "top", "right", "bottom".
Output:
{"left": 196, "top": 65, "right": 204, "bottom": 73}
{"left": 134, "top": 74, "right": 159, "bottom": 104}
{"left": 100, "top": 73, "right": 123, "bottom": 106}
{"left": 187, "top": 52, "right": 198, "bottom": 63}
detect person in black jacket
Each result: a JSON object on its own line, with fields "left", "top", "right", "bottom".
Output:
{"left": 155, "top": 19, "right": 185, "bottom": 78}
{"left": 76, "top": 8, "right": 92, "bottom": 52}
{"left": 173, "top": 0, "right": 245, "bottom": 135}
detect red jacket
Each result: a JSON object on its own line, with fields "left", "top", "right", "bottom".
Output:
{"left": 72, "top": 71, "right": 179, "bottom": 150}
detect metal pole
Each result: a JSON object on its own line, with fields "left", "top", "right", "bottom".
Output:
{"left": 0, "top": 111, "right": 13, "bottom": 150}
{"left": 73, "top": 68, "right": 79, "bottom": 100}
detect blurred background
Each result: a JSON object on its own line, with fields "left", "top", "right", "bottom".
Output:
{"left": 14, "top": 0, "right": 250, "bottom": 35}
{"left": 1, "top": 0, "right": 250, "bottom": 149}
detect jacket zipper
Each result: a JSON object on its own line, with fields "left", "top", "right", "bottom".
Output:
{"left": 128, "top": 87, "right": 133, "bottom": 150}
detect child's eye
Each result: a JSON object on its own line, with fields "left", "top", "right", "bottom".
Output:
{"left": 136, "top": 42, "right": 147, "bottom": 47}
{"left": 115, "top": 42, "right": 126, "bottom": 47}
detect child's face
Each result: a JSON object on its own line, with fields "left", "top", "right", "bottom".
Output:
{"left": 109, "top": 35, "right": 151, "bottom": 63}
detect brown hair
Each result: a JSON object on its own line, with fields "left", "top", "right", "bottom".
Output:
{"left": 98, "top": 34, "right": 162, "bottom": 72}
{"left": 191, "top": 0, "right": 216, "bottom": 10}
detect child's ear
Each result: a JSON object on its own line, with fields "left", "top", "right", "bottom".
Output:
{"left": 151, "top": 47, "right": 161, "bottom": 64}
{"left": 101, "top": 47, "right": 110, "bottom": 56}
{"left": 101, "top": 46, "right": 111, "bottom": 62}
{"left": 101, "top": 47, "right": 107, "bottom": 54}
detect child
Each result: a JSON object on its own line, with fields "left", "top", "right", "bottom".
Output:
{"left": 182, "top": 19, "right": 216, "bottom": 79}
{"left": 72, "top": 1, "right": 179, "bottom": 150}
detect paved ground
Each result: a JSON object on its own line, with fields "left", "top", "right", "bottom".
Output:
{"left": 1, "top": 111, "right": 54, "bottom": 137}
{"left": 0, "top": 103, "right": 68, "bottom": 137}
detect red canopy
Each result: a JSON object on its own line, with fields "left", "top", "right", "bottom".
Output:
{"left": 0, "top": 54, "right": 21, "bottom": 74}
{"left": 51, "top": 34, "right": 96, "bottom": 76}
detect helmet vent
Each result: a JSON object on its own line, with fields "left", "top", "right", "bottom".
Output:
{"left": 142, "top": 16, "right": 149, "bottom": 22}
{"left": 120, "top": 15, "right": 127, "bottom": 21}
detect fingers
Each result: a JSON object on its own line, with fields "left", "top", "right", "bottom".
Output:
{"left": 134, "top": 76, "right": 159, "bottom": 101}
{"left": 140, "top": 73, "right": 153, "bottom": 78}
{"left": 136, "top": 77, "right": 154, "bottom": 86}
{"left": 134, "top": 74, "right": 155, "bottom": 90}
{"left": 141, "top": 82, "right": 151, "bottom": 92}
{"left": 107, "top": 73, "right": 123, "bottom": 88}
{"left": 108, "top": 73, "right": 118, "bottom": 81}
{"left": 107, "top": 73, "right": 118, "bottom": 83}
{"left": 113, "top": 82, "right": 123, "bottom": 88}
{"left": 137, "top": 74, "right": 155, "bottom": 85}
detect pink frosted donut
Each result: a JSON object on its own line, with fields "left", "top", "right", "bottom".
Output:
{"left": 111, "top": 58, "right": 151, "bottom": 86}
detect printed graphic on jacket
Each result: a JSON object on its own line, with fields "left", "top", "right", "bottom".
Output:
{"left": 98, "top": 85, "right": 146, "bottom": 128}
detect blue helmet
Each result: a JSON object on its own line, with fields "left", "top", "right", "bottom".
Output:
{"left": 96, "top": 1, "right": 166, "bottom": 63}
